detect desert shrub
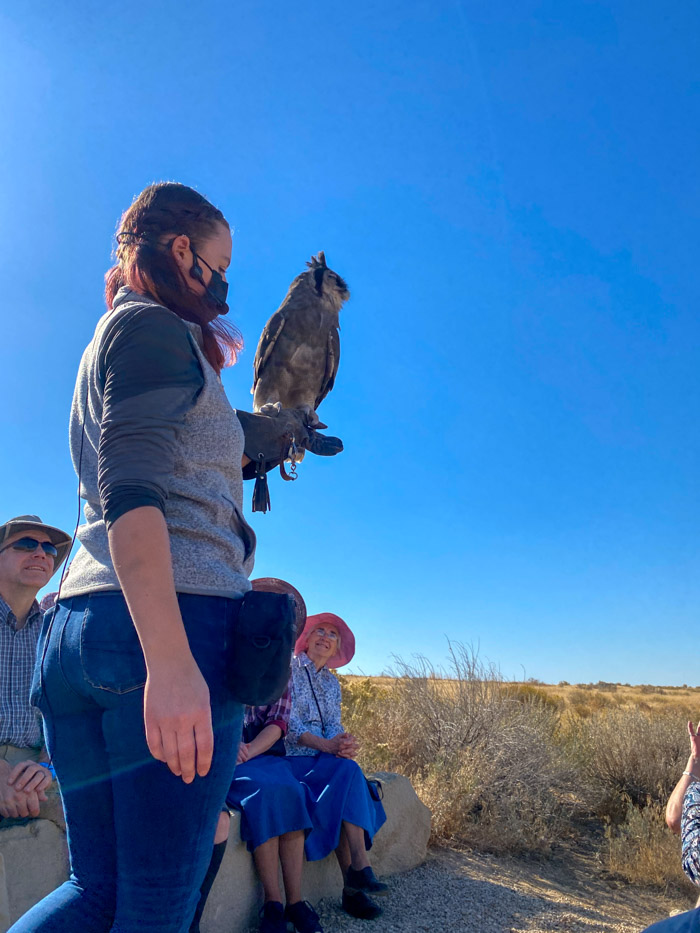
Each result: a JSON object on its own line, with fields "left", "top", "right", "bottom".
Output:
{"left": 338, "top": 675, "right": 393, "bottom": 772}
{"left": 501, "top": 683, "right": 563, "bottom": 711}
{"left": 566, "top": 707, "right": 688, "bottom": 820}
{"left": 606, "top": 800, "right": 697, "bottom": 897}
{"left": 341, "top": 658, "right": 700, "bottom": 871}
{"left": 567, "top": 689, "right": 614, "bottom": 720}
{"left": 342, "top": 644, "right": 577, "bottom": 854}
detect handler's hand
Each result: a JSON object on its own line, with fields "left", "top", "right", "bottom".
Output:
{"left": 7, "top": 761, "right": 52, "bottom": 796}
{"left": 144, "top": 658, "right": 213, "bottom": 784}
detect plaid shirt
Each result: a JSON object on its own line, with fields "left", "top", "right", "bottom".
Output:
{"left": 243, "top": 686, "right": 292, "bottom": 738}
{"left": 0, "top": 594, "right": 43, "bottom": 749}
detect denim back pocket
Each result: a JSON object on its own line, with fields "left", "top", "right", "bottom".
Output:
{"left": 80, "top": 592, "right": 147, "bottom": 694}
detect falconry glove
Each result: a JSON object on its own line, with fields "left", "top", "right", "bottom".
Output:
{"left": 235, "top": 409, "right": 343, "bottom": 513}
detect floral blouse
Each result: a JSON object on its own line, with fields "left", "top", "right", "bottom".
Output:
{"left": 682, "top": 782, "right": 700, "bottom": 885}
{"left": 286, "top": 652, "right": 344, "bottom": 756}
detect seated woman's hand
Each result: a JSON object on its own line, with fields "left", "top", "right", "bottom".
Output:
{"left": 337, "top": 734, "right": 359, "bottom": 759}
{"left": 324, "top": 733, "right": 359, "bottom": 758}
{"left": 237, "top": 743, "right": 251, "bottom": 765}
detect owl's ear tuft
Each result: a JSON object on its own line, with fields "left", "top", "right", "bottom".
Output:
{"left": 306, "top": 252, "right": 327, "bottom": 270}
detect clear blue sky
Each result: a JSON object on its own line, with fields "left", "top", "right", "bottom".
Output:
{"left": 2, "top": 1, "right": 699, "bottom": 685}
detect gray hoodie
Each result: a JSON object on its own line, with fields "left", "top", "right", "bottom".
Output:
{"left": 62, "top": 288, "right": 255, "bottom": 599}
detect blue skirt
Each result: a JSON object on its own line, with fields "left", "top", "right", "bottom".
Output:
{"left": 286, "top": 753, "right": 387, "bottom": 862}
{"left": 226, "top": 755, "right": 313, "bottom": 852}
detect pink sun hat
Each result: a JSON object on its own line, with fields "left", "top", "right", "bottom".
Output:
{"left": 295, "top": 612, "right": 355, "bottom": 668}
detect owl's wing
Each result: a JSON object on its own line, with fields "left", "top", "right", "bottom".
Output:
{"left": 315, "top": 325, "right": 340, "bottom": 409}
{"left": 253, "top": 310, "right": 287, "bottom": 390}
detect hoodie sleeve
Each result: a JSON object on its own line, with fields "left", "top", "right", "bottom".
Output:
{"left": 96, "top": 305, "right": 204, "bottom": 528}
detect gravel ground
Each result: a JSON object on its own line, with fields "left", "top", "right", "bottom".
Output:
{"left": 307, "top": 847, "right": 691, "bottom": 933}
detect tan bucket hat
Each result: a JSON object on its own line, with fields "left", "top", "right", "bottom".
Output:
{"left": 0, "top": 515, "right": 72, "bottom": 574}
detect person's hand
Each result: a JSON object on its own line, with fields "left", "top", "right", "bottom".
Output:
{"left": 687, "top": 723, "right": 700, "bottom": 775}
{"left": 237, "top": 743, "right": 251, "bottom": 765}
{"left": 0, "top": 761, "right": 45, "bottom": 819}
{"left": 7, "top": 761, "right": 52, "bottom": 796}
{"left": 337, "top": 734, "right": 360, "bottom": 759}
{"left": 324, "top": 733, "right": 358, "bottom": 757}
{"left": 236, "top": 409, "right": 343, "bottom": 479}
{"left": 144, "top": 656, "right": 213, "bottom": 784}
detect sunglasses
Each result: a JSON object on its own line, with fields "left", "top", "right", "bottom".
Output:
{"left": 0, "top": 537, "right": 58, "bottom": 558}
{"left": 312, "top": 628, "right": 339, "bottom": 642}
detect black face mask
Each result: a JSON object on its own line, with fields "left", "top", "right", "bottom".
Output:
{"left": 190, "top": 250, "right": 229, "bottom": 313}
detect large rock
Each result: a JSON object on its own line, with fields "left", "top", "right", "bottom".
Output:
{"left": 362, "top": 772, "right": 432, "bottom": 875}
{"left": 0, "top": 771, "right": 430, "bottom": 932}
{"left": 0, "top": 854, "right": 11, "bottom": 933}
{"left": 1, "top": 820, "right": 69, "bottom": 928}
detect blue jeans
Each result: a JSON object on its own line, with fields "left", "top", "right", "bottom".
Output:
{"left": 10, "top": 592, "right": 244, "bottom": 933}
{"left": 643, "top": 910, "right": 700, "bottom": 932}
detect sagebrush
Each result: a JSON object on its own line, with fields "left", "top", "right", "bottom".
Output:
{"left": 339, "top": 644, "right": 697, "bottom": 894}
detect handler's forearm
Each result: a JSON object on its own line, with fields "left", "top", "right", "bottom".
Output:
{"left": 298, "top": 732, "right": 330, "bottom": 753}
{"left": 108, "top": 506, "right": 191, "bottom": 667}
{"left": 246, "top": 724, "right": 283, "bottom": 761}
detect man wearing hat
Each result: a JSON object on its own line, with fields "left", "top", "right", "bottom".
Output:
{"left": 0, "top": 515, "right": 71, "bottom": 823}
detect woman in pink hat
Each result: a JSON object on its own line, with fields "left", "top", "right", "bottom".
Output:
{"left": 286, "top": 613, "right": 388, "bottom": 921}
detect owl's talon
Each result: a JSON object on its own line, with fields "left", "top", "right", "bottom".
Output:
{"left": 303, "top": 410, "right": 327, "bottom": 430}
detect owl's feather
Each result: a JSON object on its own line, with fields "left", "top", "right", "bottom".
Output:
{"left": 253, "top": 310, "right": 287, "bottom": 388}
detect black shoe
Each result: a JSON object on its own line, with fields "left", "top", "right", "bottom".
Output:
{"left": 259, "top": 900, "right": 286, "bottom": 933}
{"left": 341, "top": 888, "right": 382, "bottom": 920}
{"left": 285, "top": 900, "right": 324, "bottom": 933}
{"left": 346, "top": 866, "right": 389, "bottom": 897}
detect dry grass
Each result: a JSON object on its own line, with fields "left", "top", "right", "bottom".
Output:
{"left": 605, "top": 801, "right": 698, "bottom": 896}
{"left": 339, "top": 650, "right": 700, "bottom": 893}
{"left": 341, "top": 646, "right": 578, "bottom": 854}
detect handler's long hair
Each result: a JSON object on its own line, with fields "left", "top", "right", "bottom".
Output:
{"left": 105, "top": 182, "right": 242, "bottom": 372}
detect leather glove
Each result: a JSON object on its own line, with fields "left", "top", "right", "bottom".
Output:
{"left": 235, "top": 409, "right": 343, "bottom": 481}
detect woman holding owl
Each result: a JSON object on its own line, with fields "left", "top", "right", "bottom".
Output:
{"left": 10, "top": 183, "right": 337, "bottom": 933}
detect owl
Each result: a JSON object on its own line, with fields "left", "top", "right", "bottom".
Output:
{"left": 252, "top": 252, "right": 349, "bottom": 429}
